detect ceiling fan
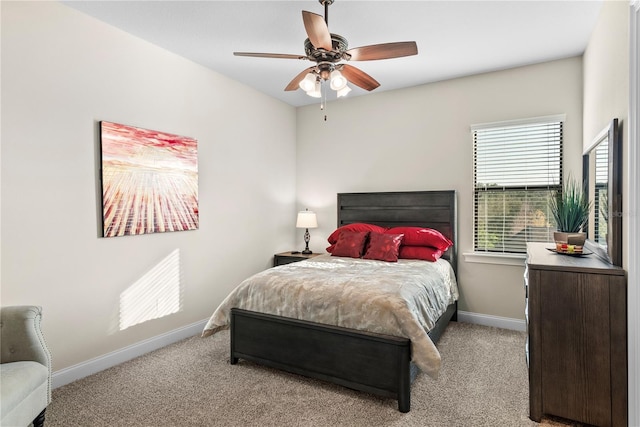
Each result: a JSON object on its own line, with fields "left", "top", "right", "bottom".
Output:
{"left": 233, "top": 0, "right": 418, "bottom": 99}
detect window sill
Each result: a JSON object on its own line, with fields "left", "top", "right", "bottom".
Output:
{"left": 463, "top": 251, "right": 526, "bottom": 267}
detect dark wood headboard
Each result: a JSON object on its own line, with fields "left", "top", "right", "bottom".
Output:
{"left": 337, "top": 190, "right": 458, "bottom": 273}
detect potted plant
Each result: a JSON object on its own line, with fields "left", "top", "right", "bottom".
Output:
{"left": 549, "top": 175, "right": 591, "bottom": 248}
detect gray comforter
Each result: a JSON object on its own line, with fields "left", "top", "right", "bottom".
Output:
{"left": 202, "top": 254, "right": 458, "bottom": 378}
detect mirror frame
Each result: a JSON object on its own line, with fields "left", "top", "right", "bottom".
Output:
{"left": 582, "top": 118, "right": 622, "bottom": 266}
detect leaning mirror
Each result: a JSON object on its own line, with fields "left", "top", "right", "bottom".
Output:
{"left": 582, "top": 118, "right": 622, "bottom": 266}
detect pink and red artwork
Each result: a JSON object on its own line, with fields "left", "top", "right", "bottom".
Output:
{"left": 100, "top": 121, "right": 198, "bottom": 237}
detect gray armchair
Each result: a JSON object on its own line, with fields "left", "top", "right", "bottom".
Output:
{"left": 1, "top": 306, "right": 52, "bottom": 427}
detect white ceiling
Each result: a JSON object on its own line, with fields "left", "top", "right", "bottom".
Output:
{"left": 63, "top": 0, "right": 603, "bottom": 107}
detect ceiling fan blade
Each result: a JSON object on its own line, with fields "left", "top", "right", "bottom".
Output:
{"left": 285, "top": 67, "right": 316, "bottom": 91}
{"left": 234, "top": 52, "right": 307, "bottom": 60}
{"left": 345, "top": 42, "right": 418, "bottom": 61}
{"left": 339, "top": 64, "right": 380, "bottom": 91}
{"left": 302, "top": 11, "right": 332, "bottom": 51}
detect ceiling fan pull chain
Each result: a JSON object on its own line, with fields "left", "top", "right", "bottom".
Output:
{"left": 320, "top": 80, "right": 329, "bottom": 121}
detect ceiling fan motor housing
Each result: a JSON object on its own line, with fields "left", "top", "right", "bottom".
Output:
{"left": 304, "top": 33, "right": 349, "bottom": 64}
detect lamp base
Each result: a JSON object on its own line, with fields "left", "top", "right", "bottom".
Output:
{"left": 302, "top": 228, "right": 312, "bottom": 255}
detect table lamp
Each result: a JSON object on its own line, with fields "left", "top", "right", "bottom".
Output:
{"left": 296, "top": 209, "right": 318, "bottom": 254}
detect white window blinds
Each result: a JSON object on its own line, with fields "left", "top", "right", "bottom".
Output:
{"left": 472, "top": 115, "right": 564, "bottom": 253}
{"left": 594, "top": 139, "right": 609, "bottom": 244}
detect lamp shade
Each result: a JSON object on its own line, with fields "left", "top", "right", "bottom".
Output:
{"left": 329, "top": 70, "right": 348, "bottom": 90}
{"left": 296, "top": 210, "right": 318, "bottom": 228}
{"left": 306, "top": 80, "right": 322, "bottom": 98}
{"left": 299, "top": 73, "right": 316, "bottom": 92}
{"left": 337, "top": 85, "right": 352, "bottom": 98}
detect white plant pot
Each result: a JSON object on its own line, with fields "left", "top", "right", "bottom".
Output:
{"left": 554, "top": 231, "right": 586, "bottom": 246}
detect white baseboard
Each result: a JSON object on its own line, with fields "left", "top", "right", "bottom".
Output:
{"left": 52, "top": 319, "right": 208, "bottom": 389}
{"left": 51, "top": 313, "right": 523, "bottom": 389}
{"left": 457, "top": 310, "right": 526, "bottom": 332}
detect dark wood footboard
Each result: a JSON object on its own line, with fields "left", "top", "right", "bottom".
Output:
{"left": 230, "top": 301, "right": 457, "bottom": 412}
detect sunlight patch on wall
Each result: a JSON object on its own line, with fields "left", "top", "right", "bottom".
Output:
{"left": 119, "top": 249, "right": 181, "bottom": 331}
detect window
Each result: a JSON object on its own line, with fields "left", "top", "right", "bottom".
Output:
{"left": 472, "top": 115, "right": 564, "bottom": 254}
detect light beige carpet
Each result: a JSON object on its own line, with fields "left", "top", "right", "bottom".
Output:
{"left": 47, "top": 322, "right": 579, "bottom": 426}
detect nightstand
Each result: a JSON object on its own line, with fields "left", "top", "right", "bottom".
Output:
{"left": 273, "top": 251, "right": 322, "bottom": 267}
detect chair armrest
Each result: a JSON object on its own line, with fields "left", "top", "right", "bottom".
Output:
{"left": 1, "top": 306, "right": 52, "bottom": 370}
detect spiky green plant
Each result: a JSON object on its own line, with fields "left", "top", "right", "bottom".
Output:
{"left": 549, "top": 176, "right": 591, "bottom": 233}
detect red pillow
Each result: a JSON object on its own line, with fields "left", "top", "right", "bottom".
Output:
{"left": 331, "top": 231, "right": 369, "bottom": 258}
{"left": 398, "top": 246, "right": 444, "bottom": 262}
{"left": 385, "top": 227, "right": 452, "bottom": 251}
{"left": 363, "top": 233, "right": 404, "bottom": 262}
{"left": 326, "top": 244, "right": 336, "bottom": 253}
{"left": 328, "top": 223, "right": 386, "bottom": 244}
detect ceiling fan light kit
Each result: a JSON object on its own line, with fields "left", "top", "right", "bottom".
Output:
{"left": 233, "top": 0, "right": 418, "bottom": 104}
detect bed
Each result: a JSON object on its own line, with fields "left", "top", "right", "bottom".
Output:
{"left": 203, "top": 190, "right": 458, "bottom": 412}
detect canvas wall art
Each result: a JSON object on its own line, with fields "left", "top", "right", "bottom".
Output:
{"left": 100, "top": 121, "right": 199, "bottom": 237}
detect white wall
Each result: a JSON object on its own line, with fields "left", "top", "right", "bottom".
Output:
{"left": 296, "top": 57, "right": 584, "bottom": 320}
{"left": 627, "top": 3, "right": 640, "bottom": 425}
{"left": 1, "top": 2, "right": 297, "bottom": 372}
{"left": 583, "top": 1, "right": 636, "bottom": 424}
{"left": 583, "top": 0, "right": 630, "bottom": 268}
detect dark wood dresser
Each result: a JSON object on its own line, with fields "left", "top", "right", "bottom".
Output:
{"left": 525, "top": 242, "right": 627, "bottom": 426}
